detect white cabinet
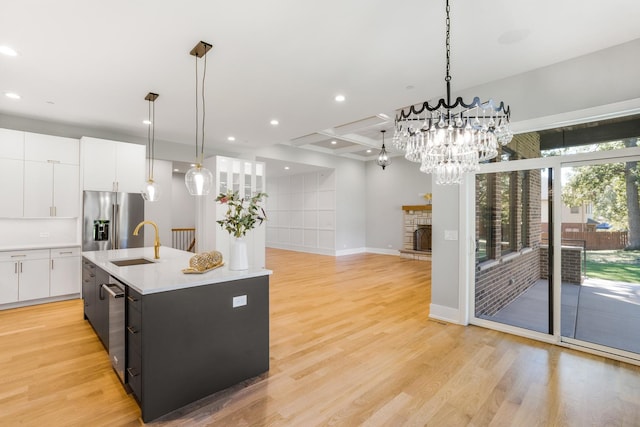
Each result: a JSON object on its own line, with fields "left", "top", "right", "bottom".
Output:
{"left": 0, "top": 158, "right": 24, "bottom": 217}
{"left": 0, "top": 260, "right": 19, "bottom": 304}
{"left": 81, "top": 137, "right": 145, "bottom": 193}
{"left": 50, "top": 247, "right": 81, "bottom": 296}
{"left": 0, "top": 250, "right": 50, "bottom": 303}
{"left": 0, "top": 129, "right": 24, "bottom": 217}
{"left": 23, "top": 161, "right": 80, "bottom": 217}
{"left": 0, "top": 130, "right": 80, "bottom": 218}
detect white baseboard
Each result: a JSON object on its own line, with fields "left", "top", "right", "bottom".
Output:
{"left": 365, "top": 247, "right": 400, "bottom": 256}
{"left": 429, "top": 303, "right": 462, "bottom": 325}
{"left": 335, "top": 247, "right": 366, "bottom": 256}
{"left": 266, "top": 243, "right": 336, "bottom": 256}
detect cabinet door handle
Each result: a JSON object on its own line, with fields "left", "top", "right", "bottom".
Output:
{"left": 126, "top": 367, "right": 140, "bottom": 377}
{"left": 51, "top": 259, "right": 54, "bottom": 270}
{"left": 59, "top": 251, "right": 73, "bottom": 255}
{"left": 15, "top": 262, "right": 18, "bottom": 274}
{"left": 127, "top": 295, "right": 138, "bottom": 303}
{"left": 127, "top": 326, "right": 139, "bottom": 334}
{"left": 11, "top": 254, "right": 26, "bottom": 258}
{"left": 20, "top": 262, "right": 23, "bottom": 273}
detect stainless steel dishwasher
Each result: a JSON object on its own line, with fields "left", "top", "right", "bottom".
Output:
{"left": 102, "top": 279, "right": 125, "bottom": 383}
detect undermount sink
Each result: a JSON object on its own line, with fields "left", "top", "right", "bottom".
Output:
{"left": 111, "top": 258, "right": 155, "bottom": 267}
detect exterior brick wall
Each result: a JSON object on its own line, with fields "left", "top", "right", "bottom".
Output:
{"left": 475, "top": 249, "right": 540, "bottom": 316}
{"left": 475, "top": 167, "right": 543, "bottom": 317}
{"left": 539, "top": 245, "right": 583, "bottom": 284}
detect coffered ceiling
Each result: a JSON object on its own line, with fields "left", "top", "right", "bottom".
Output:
{"left": 2, "top": 1, "right": 640, "bottom": 163}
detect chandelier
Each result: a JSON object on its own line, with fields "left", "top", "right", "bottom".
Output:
{"left": 392, "top": 0, "right": 513, "bottom": 185}
{"left": 376, "top": 130, "right": 391, "bottom": 170}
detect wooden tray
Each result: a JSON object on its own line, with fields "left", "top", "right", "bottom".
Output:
{"left": 181, "top": 262, "right": 224, "bottom": 274}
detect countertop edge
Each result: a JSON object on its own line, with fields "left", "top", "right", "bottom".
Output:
{"left": 0, "top": 243, "right": 81, "bottom": 252}
{"left": 83, "top": 247, "right": 272, "bottom": 295}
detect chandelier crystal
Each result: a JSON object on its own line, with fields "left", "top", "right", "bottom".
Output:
{"left": 393, "top": 0, "right": 513, "bottom": 185}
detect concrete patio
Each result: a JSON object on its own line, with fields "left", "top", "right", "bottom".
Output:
{"left": 479, "top": 278, "right": 640, "bottom": 355}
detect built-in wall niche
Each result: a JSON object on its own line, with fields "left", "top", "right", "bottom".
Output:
{"left": 266, "top": 170, "right": 336, "bottom": 255}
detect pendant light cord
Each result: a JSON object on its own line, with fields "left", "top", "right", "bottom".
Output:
{"left": 150, "top": 98, "right": 155, "bottom": 180}
{"left": 193, "top": 49, "right": 208, "bottom": 164}
{"left": 445, "top": 0, "right": 451, "bottom": 105}
{"left": 194, "top": 53, "right": 199, "bottom": 163}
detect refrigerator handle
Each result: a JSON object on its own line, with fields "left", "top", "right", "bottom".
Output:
{"left": 114, "top": 203, "right": 120, "bottom": 249}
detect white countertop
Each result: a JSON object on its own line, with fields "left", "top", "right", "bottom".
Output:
{"left": 82, "top": 247, "right": 271, "bottom": 295}
{"left": 0, "top": 243, "right": 81, "bottom": 252}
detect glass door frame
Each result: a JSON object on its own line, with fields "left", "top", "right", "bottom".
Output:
{"left": 466, "top": 146, "right": 640, "bottom": 364}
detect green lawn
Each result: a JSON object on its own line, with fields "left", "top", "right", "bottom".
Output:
{"left": 585, "top": 250, "right": 640, "bottom": 283}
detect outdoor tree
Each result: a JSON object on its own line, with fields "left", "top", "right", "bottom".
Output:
{"left": 562, "top": 138, "right": 640, "bottom": 249}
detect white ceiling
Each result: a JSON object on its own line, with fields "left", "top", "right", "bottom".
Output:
{"left": 2, "top": 1, "right": 640, "bottom": 163}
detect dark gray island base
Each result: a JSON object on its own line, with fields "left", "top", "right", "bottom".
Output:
{"left": 82, "top": 257, "right": 270, "bottom": 423}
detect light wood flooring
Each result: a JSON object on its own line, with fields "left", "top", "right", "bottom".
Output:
{"left": 1, "top": 248, "right": 640, "bottom": 426}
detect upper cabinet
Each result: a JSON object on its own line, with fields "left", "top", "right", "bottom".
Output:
{"left": 81, "top": 137, "right": 145, "bottom": 193}
{"left": 0, "top": 129, "right": 25, "bottom": 217}
{"left": 23, "top": 132, "right": 80, "bottom": 218}
{"left": 0, "top": 129, "right": 80, "bottom": 218}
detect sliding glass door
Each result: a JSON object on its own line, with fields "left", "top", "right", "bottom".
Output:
{"left": 474, "top": 167, "right": 553, "bottom": 335}
{"left": 560, "top": 158, "right": 640, "bottom": 357}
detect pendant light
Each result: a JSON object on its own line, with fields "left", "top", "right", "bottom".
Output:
{"left": 376, "top": 130, "right": 392, "bottom": 170}
{"left": 185, "top": 41, "right": 214, "bottom": 196}
{"left": 142, "top": 92, "right": 161, "bottom": 201}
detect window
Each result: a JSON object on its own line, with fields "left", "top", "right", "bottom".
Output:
{"left": 476, "top": 174, "right": 493, "bottom": 263}
{"left": 477, "top": 169, "right": 532, "bottom": 264}
{"left": 570, "top": 206, "right": 580, "bottom": 214}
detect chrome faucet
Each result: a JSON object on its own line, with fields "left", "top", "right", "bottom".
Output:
{"left": 133, "top": 220, "right": 161, "bottom": 259}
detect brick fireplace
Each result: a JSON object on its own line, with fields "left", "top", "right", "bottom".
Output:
{"left": 400, "top": 205, "right": 432, "bottom": 261}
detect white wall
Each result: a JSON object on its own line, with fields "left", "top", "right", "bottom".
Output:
{"left": 171, "top": 172, "right": 196, "bottom": 229}
{"left": 0, "top": 219, "right": 77, "bottom": 249}
{"left": 256, "top": 144, "right": 366, "bottom": 254}
{"left": 364, "top": 156, "right": 432, "bottom": 253}
{"left": 143, "top": 159, "right": 173, "bottom": 249}
{"left": 266, "top": 170, "right": 336, "bottom": 255}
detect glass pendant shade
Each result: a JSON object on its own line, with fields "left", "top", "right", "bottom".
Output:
{"left": 185, "top": 164, "right": 214, "bottom": 196}
{"left": 142, "top": 179, "right": 161, "bottom": 201}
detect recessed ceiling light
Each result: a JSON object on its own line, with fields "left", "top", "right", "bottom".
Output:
{"left": 284, "top": 166, "right": 290, "bottom": 170}
{"left": 5, "top": 92, "right": 21, "bottom": 100}
{"left": 366, "top": 149, "right": 372, "bottom": 153}
{"left": 227, "top": 136, "right": 236, "bottom": 141}
{"left": 173, "top": 168, "right": 180, "bottom": 172}
{"left": 270, "top": 119, "right": 279, "bottom": 126}
{"left": 142, "top": 119, "right": 152, "bottom": 125}
{"left": 334, "top": 94, "right": 346, "bottom": 102}
{"left": 0, "top": 46, "right": 18, "bottom": 57}
{"left": 331, "top": 140, "right": 337, "bottom": 145}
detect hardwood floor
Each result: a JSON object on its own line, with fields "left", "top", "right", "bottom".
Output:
{"left": 1, "top": 248, "right": 639, "bottom": 426}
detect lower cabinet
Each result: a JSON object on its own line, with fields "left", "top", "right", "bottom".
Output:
{"left": 124, "top": 276, "right": 270, "bottom": 422}
{"left": 0, "top": 247, "right": 82, "bottom": 308}
{"left": 0, "top": 249, "right": 50, "bottom": 304}
{"left": 50, "top": 247, "right": 81, "bottom": 296}
{"left": 81, "top": 258, "right": 110, "bottom": 349}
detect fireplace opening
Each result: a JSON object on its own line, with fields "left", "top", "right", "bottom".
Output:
{"left": 413, "top": 226, "right": 432, "bottom": 252}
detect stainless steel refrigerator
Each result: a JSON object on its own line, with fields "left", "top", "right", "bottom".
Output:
{"left": 82, "top": 191, "right": 145, "bottom": 251}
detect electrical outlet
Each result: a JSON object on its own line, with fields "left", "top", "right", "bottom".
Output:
{"left": 232, "top": 295, "right": 247, "bottom": 308}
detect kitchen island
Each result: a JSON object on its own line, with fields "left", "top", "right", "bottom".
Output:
{"left": 82, "top": 247, "right": 271, "bottom": 422}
